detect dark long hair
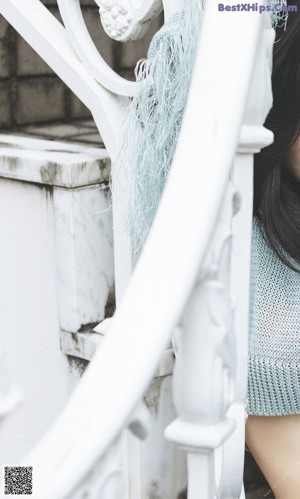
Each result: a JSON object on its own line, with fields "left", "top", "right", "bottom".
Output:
{"left": 254, "top": 2, "right": 300, "bottom": 272}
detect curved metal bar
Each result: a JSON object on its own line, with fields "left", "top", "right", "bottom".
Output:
{"left": 57, "top": 0, "right": 183, "bottom": 95}
{"left": 57, "top": 0, "right": 136, "bottom": 96}
{"left": 21, "top": 2, "right": 265, "bottom": 497}
{"left": 0, "top": 0, "right": 128, "bottom": 159}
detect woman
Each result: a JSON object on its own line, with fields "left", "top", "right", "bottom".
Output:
{"left": 245, "top": 3, "right": 300, "bottom": 497}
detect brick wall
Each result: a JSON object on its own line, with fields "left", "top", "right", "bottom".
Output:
{"left": 0, "top": 1, "right": 163, "bottom": 130}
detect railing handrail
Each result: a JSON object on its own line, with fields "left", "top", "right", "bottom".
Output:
{"left": 12, "top": 2, "right": 267, "bottom": 497}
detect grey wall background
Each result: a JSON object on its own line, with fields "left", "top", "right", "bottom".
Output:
{"left": 0, "top": 0, "right": 163, "bottom": 130}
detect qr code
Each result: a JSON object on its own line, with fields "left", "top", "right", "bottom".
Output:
{"left": 4, "top": 466, "right": 33, "bottom": 495}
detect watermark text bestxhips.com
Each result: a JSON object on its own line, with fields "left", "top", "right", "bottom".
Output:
{"left": 218, "top": 3, "right": 298, "bottom": 13}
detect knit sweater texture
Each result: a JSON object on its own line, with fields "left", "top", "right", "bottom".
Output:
{"left": 246, "top": 217, "right": 300, "bottom": 416}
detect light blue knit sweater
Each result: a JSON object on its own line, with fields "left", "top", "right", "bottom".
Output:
{"left": 246, "top": 217, "right": 300, "bottom": 416}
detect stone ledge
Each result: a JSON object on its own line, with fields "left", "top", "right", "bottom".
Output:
{"left": 0, "top": 134, "right": 110, "bottom": 187}
{"left": 60, "top": 319, "right": 175, "bottom": 378}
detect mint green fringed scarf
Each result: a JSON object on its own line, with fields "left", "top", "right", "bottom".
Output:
{"left": 113, "top": 1, "right": 288, "bottom": 266}
{"left": 112, "top": 1, "right": 205, "bottom": 265}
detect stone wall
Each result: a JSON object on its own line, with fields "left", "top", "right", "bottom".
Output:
{"left": 0, "top": 1, "right": 163, "bottom": 130}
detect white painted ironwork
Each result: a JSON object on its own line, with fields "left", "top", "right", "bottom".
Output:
{"left": 96, "top": 0, "right": 163, "bottom": 41}
{"left": 166, "top": 179, "right": 238, "bottom": 498}
{"left": 56, "top": 0, "right": 137, "bottom": 95}
{"left": 218, "top": 14, "right": 275, "bottom": 497}
{"left": 0, "top": 0, "right": 127, "bottom": 158}
{"left": 0, "top": 0, "right": 275, "bottom": 497}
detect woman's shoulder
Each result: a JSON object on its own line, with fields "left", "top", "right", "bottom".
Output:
{"left": 251, "top": 215, "right": 300, "bottom": 274}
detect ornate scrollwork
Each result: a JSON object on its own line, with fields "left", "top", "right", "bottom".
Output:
{"left": 96, "top": 0, "right": 163, "bottom": 41}
{"left": 98, "top": 0, "right": 135, "bottom": 40}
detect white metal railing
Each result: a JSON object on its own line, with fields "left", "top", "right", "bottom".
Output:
{"left": 0, "top": 0, "right": 274, "bottom": 497}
